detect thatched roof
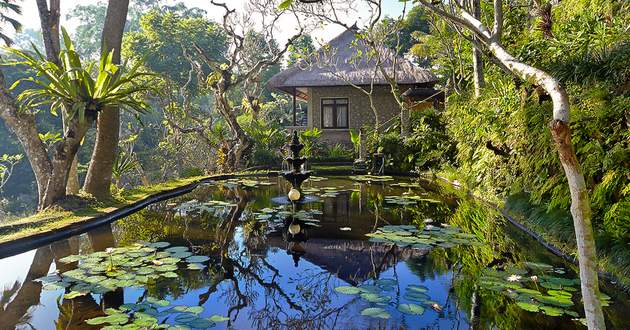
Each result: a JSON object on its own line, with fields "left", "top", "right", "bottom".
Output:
{"left": 268, "top": 27, "right": 437, "bottom": 92}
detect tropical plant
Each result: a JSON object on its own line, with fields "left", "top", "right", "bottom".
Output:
{"left": 0, "top": 0, "right": 21, "bottom": 45}
{"left": 0, "top": 153, "right": 22, "bottom": 193}
{"left": 112, "top": 149, "right": 140, "bottom": 189}
{"left": 6, "top": 28, "right": 153, "bottom": 122}
{"left": 349, "top": 129, "right": 361, "bottom": 158}
{"left": 299, "top": 127, "right": 322, "bottom": 158}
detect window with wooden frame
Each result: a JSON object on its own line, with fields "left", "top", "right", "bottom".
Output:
{"left": 321, "top": 98, "right": 349, "bottom": 128}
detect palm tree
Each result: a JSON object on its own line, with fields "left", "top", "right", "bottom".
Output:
{"left": 0, "top": 0, "right": 21, "bottom": 45}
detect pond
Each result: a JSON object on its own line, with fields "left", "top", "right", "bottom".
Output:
{"left": 0, "top": 176, "right": 627, "bottom": 329}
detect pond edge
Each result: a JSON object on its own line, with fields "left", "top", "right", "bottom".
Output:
{"left": 0, "top": 172, "right": 279, "bottom": 259}
{"left": 427, "top": 174, "right": 628, "bottom": 293}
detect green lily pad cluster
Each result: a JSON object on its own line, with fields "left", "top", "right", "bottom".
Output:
{"left": 335, "top": 279, "right": 440, "bottom": 320}
{"left": 221, "top": 178, "right": 274, "bottom": 188}
{"left": 254, "top": 206, "right": 322, "bottom": 227}
{"left": 383, "top": 195, "right": 442, "bottom": 206}
{"left": 478, "top": 264, "right": 611, "bottom": 319}
{"left": 36, "top": 242, "right": 209, "bottom": 297}
{"left": 301, "top": 186, "right": 354, "bottom": 198}
{"left": 366, "top": 225, "right": 481, "bottom": 250}
{"left": 173, "top": 199, "right": 235, "bottom": 215}
{"left": 349, "top": 175, "right": 394, "bottom": 183}
{"left": 86, "top": 296, "right": 228, "bottom": 329}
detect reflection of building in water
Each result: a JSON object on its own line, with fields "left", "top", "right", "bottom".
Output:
{"left": 268, "top": 236, "right": 425, "bottom": 285}
{"left": 267, "top": 186, "right": 424, "bottom": 284}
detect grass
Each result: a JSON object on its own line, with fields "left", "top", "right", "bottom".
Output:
{"left": 0, "top": 175, "right": 207, "bottom": 244}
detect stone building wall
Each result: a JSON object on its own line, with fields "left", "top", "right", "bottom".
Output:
{"left": 307, "top": 85, "right": 406, "bottom": 145}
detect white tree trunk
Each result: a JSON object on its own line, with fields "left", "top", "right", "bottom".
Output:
{"left": 487, "top": 37, "right": 606, "bottom": 330}
{"left": 414, "top": 2, "right": 606, "bottom": 327}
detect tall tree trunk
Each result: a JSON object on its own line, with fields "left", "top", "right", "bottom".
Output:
{"left": 0, "top": 70, "right": 51, "bottom": 206}
{"left": 36, "top": 0, "right": 86, "bottom": 197}
{"left": 488, "top": 43, "right": 604, "bottom": 330}
{"left": 35, "top": 0, "right": 60, "bottom": 64}
{"left": 41, "top": 117, "right": 92, "bottom": 208}
{"left": 215, "top": 88, "right": 252, "bottom": 171}
{"left": 83, "top": 0, "right": 130, "bottom": 200}
{"left": 471, "top": 0, "right": 485, "bottom": 97}
{"left": 62, "top": 114, "right": 80, "bottom": 195}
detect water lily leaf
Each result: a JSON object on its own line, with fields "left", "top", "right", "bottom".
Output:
{"left": 165, "top": 246, "right": 189, "bottom": 253}
{"left": 516, "top": 301, "right": 540, "bottom": 312}
{"left": 540, "top": 305, "right": 564, "bottom": 316}
{"left": 397, "top": 303, "right": 425, "bottom": 315}
{"left": 334, "top": 286, "right": 362, "bottom": 295}
{"left": 148, "top": 242, "right": 170, "bottom": 248}
{"left": 147, "top": 297, "right": 170, "bottom": 307}
{"left": 162, "top": 272, "right": 178, "bottom": 278}
{"left": 35, "top": 274, "right": 62, "bottom": 283}
{"left": 358, "top": 285, "right": 380, "bottom": 293}
{"left": 171, "top": 251, "right": 194, "bottom": 259}
{"left": 404, "top": 292, "right": 430, "bottom": 302}
{"left": 406, "top": 285, "right": 429, "bottom": 293}
{"left": 209, "top": 315, "right": 229, "bottom": 322}
{"left": 186, "top": 256, "right": 210, "bottom": 263}
{"left": 64, "top": 291, "right": 88, "bottom": 299}
{"left": 187, "top": 263, "right": 205, "bottom": 270}
{"left": 361, "top": 293, "right": 391, "bottom": 303}
{"left": 536, "top": 295, "right": 574, "bottom": 307}
{"left": 548, "top": 290, "right": 572, "bottom": 298}
{"left": 43, "top": 282, "right": 70, "bottom": 291}
{"left": 155, "top": 264, "right": 178, "bottom": 272}
{"left": 174, "top": 313, "right": 197, "bottom": 323}
{"left": 360, "top": 307, "right": 391, "bottom": 319}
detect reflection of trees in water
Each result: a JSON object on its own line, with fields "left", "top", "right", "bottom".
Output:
{"left": 0, "top": 223, "right": 126, "bottom": 330}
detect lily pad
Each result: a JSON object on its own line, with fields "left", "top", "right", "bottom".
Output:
{"left": 516, "top": 301, "right": 540, "bottom": 312}
{"left": 185, "top": 256, "right": 210, "bottom": 263}
{"left": 397, "top": 303, "right": 425, "bottom": 315}
{"left": 334, "top": 286, "right": 362, "bottom": 295}
{"left": 361, "top": 293, "right": 391, "bottom": 303}
{"left": 360, "top": 307, "right": 391, "bottom": 319}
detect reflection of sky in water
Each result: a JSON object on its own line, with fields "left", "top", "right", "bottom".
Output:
{"left": 7, "top": 229, "right": 468, "bottom": 330}
{"left": 0, "top": 250, "right": 34, "bottom": 288}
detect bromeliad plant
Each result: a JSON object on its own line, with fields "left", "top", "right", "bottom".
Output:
{"left": 6, "top": 27, "right": 152, "bottom": 122}
{"left": 1, "top": 27, "right": 155, "bottom": 209}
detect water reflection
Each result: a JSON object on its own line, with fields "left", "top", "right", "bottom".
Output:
{"left": 0, "top": 177, "right": 627, "bottom": 329}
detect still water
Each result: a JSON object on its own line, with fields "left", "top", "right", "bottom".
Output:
{"left": 0, "top": 176, "right": 627, "bottom": 329}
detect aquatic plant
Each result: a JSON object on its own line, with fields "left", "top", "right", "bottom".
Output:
{"left": 366, "top": 224, "right": 482, "bottom": 249}
{"left": 86, "top": 297, "right": 228, "bottom": 329}
{"left": 35, "top": 242, "right": 209, "bottom": 297}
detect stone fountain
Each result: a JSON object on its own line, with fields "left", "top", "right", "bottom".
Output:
{"left": 282, "top": 131, "right": 311, "bottom": 195}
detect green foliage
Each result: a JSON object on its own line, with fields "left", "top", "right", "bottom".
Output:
{"left": 0, "top": 153, "right": 22, "bottom": 192}
{"left": 5, "top": 28, "right": 154, "bottom": 121}
{"left": 299, "top": 127, "right": 323, "bottom": 158}
{"left": 123, "top": 8, "right": 228, "bottom": 94}
{"left": 0, "top": 1, "right": 21, "bottom": 46}
{"left": 317, "top": 144, "right": 353, "bottom": 162}
{"left": 365, "top": 110, "right": 455, "bottom": 173}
